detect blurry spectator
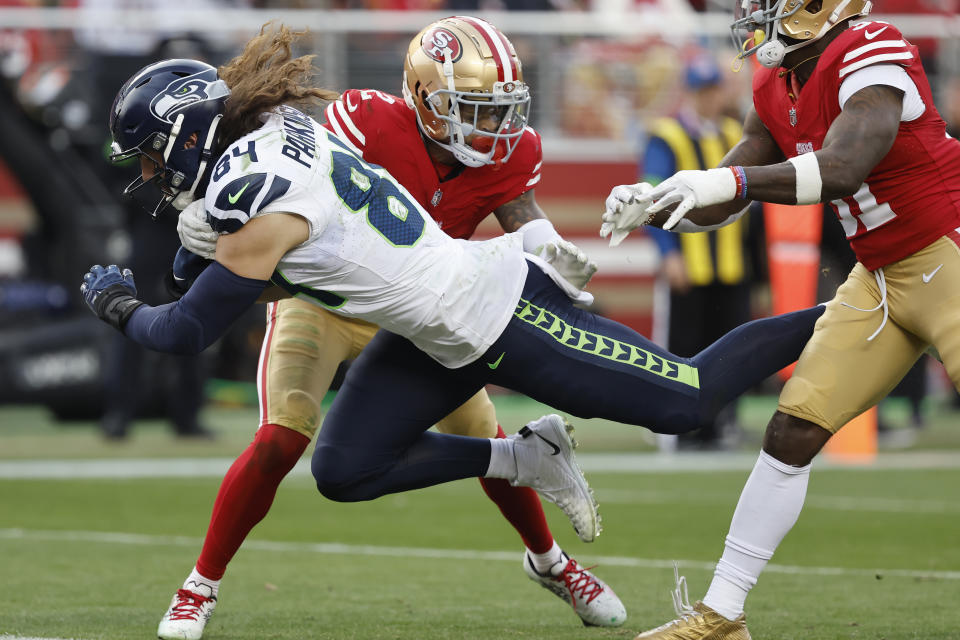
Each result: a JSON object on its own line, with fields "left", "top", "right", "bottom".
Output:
{"left": 72, "top": 3, "right": 233, "bottom": 439}
{"left": 643, "top": 53, "right": 753, "bottom": 450}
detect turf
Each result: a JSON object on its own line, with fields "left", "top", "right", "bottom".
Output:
{"left": 1, "top": 394, "right": 959, "bottom": 639}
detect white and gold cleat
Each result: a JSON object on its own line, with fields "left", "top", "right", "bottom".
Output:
{"left": 634, "top": 567, "right": 750, "bottom": 640}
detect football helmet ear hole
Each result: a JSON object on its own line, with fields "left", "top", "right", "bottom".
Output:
{"left": 416, "top": 86, "right": 448, "bottom": 139}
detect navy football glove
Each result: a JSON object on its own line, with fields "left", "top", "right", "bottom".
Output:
{"left": 81, "top": 264, "right": 145, "bottom": 331}
{"left": 164, "top": 246, "right": 212, "bottom": 300}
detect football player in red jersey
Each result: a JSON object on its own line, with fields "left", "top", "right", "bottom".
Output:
{"left": 603, "top": 1, "right": 960, "bottom": 638}
{"left": 160, "top": 16, "right": 624, "bottom": 640}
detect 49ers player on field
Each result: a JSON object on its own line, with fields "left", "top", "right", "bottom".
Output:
{"left": 161, "top": 16, "right": 624, "bottom": 640}
{"left": 602, "top": 0, "right": 960, "bottom": 638}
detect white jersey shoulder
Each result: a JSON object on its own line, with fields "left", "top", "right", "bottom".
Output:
{"left": 206, "top": 105, "right": 528, "bottom": 367}
{"left": 205, "top": 107, "right": 325, "bottom": 234}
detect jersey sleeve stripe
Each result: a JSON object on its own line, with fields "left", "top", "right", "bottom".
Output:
{"left": 526, "top": 174, "right": 541, "bottom": 187}
{"left": 840, "top": 52, "right": 914, "bottom": 78}
{"left": 532, "top": 160, "right": 543, "bottom": 172}
{"left": 330, "top": 100, "right": 366, "bottom": 146}
{"left": 842, "top": 39, "right": 908, "bottom": 63}
{"left": 326, "top": 120, "right": 365, "bottom": 157}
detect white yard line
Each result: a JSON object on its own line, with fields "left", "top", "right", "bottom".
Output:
{"left": 2, "top": 450, "right": 960, "bottom": 479}
{"left": 597, "top": 488, "right": 960, "bottom": 513}
{"left": 1, "top": 527, "right": 958, "bottom": 581}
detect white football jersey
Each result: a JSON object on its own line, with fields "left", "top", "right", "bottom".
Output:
{"left": 204, "top": 106, "right": 528, "bottom": 367}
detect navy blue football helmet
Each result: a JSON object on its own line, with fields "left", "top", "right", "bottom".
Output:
{"left": 109, "top": 59, "right": 230, "bottom": 217}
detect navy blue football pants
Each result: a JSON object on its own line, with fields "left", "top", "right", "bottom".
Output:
{"left": 312, "top": 262, "right": 824, "bottom": 501}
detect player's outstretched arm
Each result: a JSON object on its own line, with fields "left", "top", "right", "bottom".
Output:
{"left": 82, "top": 213, "right": 308, "bottom": 355}
{"left": 601, "top": 107, "right": 785, "bottom": 240}
{"left": 655, "top": 85, "right": 901, "bottom": 228}
{"left": 497, "top": 189, "right": 598, "bottom": 296}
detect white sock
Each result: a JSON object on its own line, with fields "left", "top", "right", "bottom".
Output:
{"left": 184, "top": 567, "right": 220, "bottom": 598}
{"left": 703, "top": 450, "right": 810, "bottom": 620}
{"left": 527, "top": 541, "right": 563, "bottom": 574}
{"left": 485, "top": 437, "right": 517, "bottom": 481}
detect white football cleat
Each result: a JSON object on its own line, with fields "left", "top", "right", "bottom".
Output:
{"left": 157, "top": 581, "right": 217, "bottom": 640}
{"left": 511, "top": 414, "right": 600, "bottom": 542}
{"left": 524, "top": 551, "right": 627, "bottom": 627}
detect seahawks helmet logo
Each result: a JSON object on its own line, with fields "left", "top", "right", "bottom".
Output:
{"left": 150, "top": 70, "right": 230, "bottom": 123}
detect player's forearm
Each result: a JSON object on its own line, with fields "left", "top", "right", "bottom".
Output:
{"left": 124, "top": 262, "right": 268, "bottom": 355}
{"left": 648, "top": 199, "right": 750, "bottom": 229}
{"left": 494, "top": 190, "right": 546, "bottom": 233}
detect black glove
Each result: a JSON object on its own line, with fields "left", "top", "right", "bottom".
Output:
{"left": 80, "top": 264, "right": 145, "bottom": 331}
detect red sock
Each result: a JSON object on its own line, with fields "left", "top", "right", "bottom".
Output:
{"left": 195, "top": 424, "right": 309, "bottom": 579}
{"left": 479, "top": 425, "right": 555, "bottom": 553}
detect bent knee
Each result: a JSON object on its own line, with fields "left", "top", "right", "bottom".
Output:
{"left": 762, "top": 411, "right": 831, "bottom": 466}
{"left": 250, "top": 426, "right": 308, "bottom": 476}
{"left": 311, "top": 442, "right": 379, "bottom": 502}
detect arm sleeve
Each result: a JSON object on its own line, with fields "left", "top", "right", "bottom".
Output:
{"left": 124, "top": 261, "right": 269, "bottom": 355}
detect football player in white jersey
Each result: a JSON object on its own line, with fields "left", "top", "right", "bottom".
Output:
{"left": 83, "top": 24, "right": 824, "bottom": 639}
{"left": 156, "top": 19, "right": 628, "bottom": 640}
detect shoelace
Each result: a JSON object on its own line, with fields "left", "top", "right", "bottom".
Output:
{"left": 841, "top": 267, "right": 888, "bottom": 341}
{"left": 558, "top": 558, "right": 605, "bottom": 605}
{"left": 637, "top": 564, "right": 699, "bottom": 636}
{"left": 168, "top": 589, "right": 214, "bottom": 621}
{"left": 669, "top": 563, "right": 697, "bottom": 622}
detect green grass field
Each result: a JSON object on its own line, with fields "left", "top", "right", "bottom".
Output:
{"left": 2, "top": 393, "right": 959, "bottom": 640}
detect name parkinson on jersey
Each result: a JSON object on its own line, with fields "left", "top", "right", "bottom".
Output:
{"left": 280, "top": 105, "right": 318, "bottom": 169}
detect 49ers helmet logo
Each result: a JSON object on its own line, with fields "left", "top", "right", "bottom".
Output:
{"left": 421, "top": 27, "right": 462, "bottom": 63}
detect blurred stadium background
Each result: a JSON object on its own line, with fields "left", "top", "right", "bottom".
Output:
{"left": 1, "top": 3, "right": 959, "bottom": 639}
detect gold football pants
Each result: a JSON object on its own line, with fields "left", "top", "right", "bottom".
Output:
{"left": 257, "top": 297, "right": 498, "bottom": 439}
{"left": 779, "top": 233, "right": 960, "bottom": 432}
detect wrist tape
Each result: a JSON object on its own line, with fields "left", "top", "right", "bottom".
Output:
{"left": 518, "top": 219, "right": 561, "bottom": 255}
{"left": 787, "top": 152, "right": 823, "bottom": 205}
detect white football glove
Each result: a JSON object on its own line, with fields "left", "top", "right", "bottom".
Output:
{"left": 531, "top": 239, "right": 597, "bottom": 306}
{"left": 177, "top": 199, "right": 218, "bottom": 260}
{"left": 600, "top": 182, "right": 655, "bottom": 247}
{"left": 538, "top": 239, "right": 597, "bottom": 291}
{"left": 644, "top": 168, "right": 737, "bottom": 231}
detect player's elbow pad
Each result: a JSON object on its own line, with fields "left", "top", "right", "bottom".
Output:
{"left": 124, "top": 261, "right": 269, "bottom": 355}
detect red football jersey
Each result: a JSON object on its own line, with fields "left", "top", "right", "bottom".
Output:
{"left": 322, "top": 88, "right": 542, "bottom": 240}
{"left": 753, "top": 21, "right": 960, "bottom": 270}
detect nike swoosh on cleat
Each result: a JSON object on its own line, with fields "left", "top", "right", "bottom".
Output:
{"left": 864, "top": 26, "right": 888, "bottom": 39}
{"left": 922, "top": 264, "right": 944, "bottom": 283}
{"left": 534, "top": 432, "right": 561, "bottom": 456}
{"left": 487, "top": 352, "right": 505, "bottom": 369}
{"left": 228, "top": 182, "right": 250, "bottom": 204}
